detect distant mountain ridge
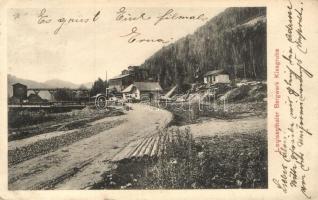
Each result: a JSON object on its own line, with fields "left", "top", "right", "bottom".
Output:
{"left": 43, "top": 79, "right": 80, "bottom": 89}
{"left": 7, "top": 74, "right": 92, "bottom": 98}
{"left": 139, "top": 7, "right": 267, "bottom": 89}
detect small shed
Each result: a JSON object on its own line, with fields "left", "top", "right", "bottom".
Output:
{"left": 203, "top": 69, "right": 230, "bottom": 85}
{"left": 122, "top": 82, "right": 162, "bottom": 101}
{"left": 12, "top": 83, "right": 27, "bottom": 100}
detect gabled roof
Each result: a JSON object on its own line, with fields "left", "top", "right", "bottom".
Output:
{"left": 122, "top": 84, "right": 135, "bottom": 93}
{"left": 122, "top": 82, "right": 162, "bottom": 93}
{"left": 12, "top": 83, "right": 27, "bottom": 87}
{"left": 134, "top": 82, "right": 162, "bottom": 91}
{"left": 204, "top": 69, "right": 227, "bottom": 77}
{"left": 109, "top": 74, "right": 131, "bottom": 80}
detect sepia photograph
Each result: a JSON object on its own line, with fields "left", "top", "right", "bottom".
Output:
{"left": 7, "top": 6, "right": 267, "bottom": 190}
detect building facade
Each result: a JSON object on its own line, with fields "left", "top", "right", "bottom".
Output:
{"left": 203, "top": 69, "right": 230, "bottom": 85}
{"left": 122, "top": 82, "right": 162, "bottom": 101}
{"left": 12, "top": 83, "right": 28, "bottom": 100}
{"left": 108, "top": 74, "right": 134, "bottom": 92}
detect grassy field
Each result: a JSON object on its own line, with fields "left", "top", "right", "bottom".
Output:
{"left": 8, "top": 107, "right": 124, "bottom": 141}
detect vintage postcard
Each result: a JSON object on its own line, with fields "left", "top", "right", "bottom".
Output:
{"left": 0, "top": 0, "right": 317, "bottom": 199}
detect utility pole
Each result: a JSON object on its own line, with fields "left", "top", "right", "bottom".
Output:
{"left": 213, "top": 88, "right": 216, "bottom": 109}
{"left": 243, "top": 63, "right": 247, "bottom": 80}
{"left": 105, "top": 70, "right": 108, "bottom": 98}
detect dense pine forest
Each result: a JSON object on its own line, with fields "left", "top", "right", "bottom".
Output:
{"left": 140, "top": 7, "right": 267, "bottom": 89}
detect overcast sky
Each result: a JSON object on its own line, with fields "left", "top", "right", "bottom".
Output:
{"left": 8, "top": 7, "right": 225, "bottom": 84}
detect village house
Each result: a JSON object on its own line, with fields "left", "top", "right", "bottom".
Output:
{"left": 10, "top": 83, "right": 28, "bottom": 104}
{"left": 12, "top": 83, "right": 27, "bottom": 100}
{"left": 122, "top": 82, "right": 163, "bottom": 101}
{"left": 108, "top": 74, "right": 134, "bottom": 92}
{"left": 203, "top": 69, "right": 230, "bottom": 85}
{"left": 109, "top": 65, "right": 150, "bottom": 93}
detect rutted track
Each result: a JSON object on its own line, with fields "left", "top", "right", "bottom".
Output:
{"left": 9, "top": 119, "right": 126, "bottom": 166}
{"left": 8, "top": 104, "right": 172, "bottom": 190}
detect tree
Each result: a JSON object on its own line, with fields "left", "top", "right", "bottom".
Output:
{"left": 90, "top": 78, "right": 106, "bottom": 96}
{"left": 54, "top": 88, "right": 72, "bottom": 101}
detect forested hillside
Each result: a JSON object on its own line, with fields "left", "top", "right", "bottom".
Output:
{"left": 140, "top": 7, "right": 266, "bottom": 89}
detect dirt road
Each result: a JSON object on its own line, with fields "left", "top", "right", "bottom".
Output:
{"left": 8, "top": 104, "right": 172, "bottom": 190}
{"left": 180, "top": 116, "right": 266, "bottom": 138}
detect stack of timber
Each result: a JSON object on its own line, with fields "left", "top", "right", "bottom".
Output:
{"left": 111, "top": 129, "right": 186, "bottom": 162}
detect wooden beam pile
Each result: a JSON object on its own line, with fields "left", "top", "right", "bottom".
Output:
{"left": 112, "top": 127, "right": 192, "bottom": 162}
{"left": 112, "top": 132, "right": 171, "bottom": 162}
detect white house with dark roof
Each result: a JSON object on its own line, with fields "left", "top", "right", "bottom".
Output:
{"left": 203, "top": 69, "right": 230, "bottom": 85}
{"left": 122, "top": 82, "right": 162, "bottom": 101}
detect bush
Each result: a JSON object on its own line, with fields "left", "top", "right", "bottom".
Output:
{"left": 147, "top": 128, "right": 197, "bottom": 188}
{"left": 148, "top": 129, "right": 267, "bottom": 189}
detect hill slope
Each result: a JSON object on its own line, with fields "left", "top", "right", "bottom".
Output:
{"left": 140, "top": 7, "right": 267, "bottom": 89}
